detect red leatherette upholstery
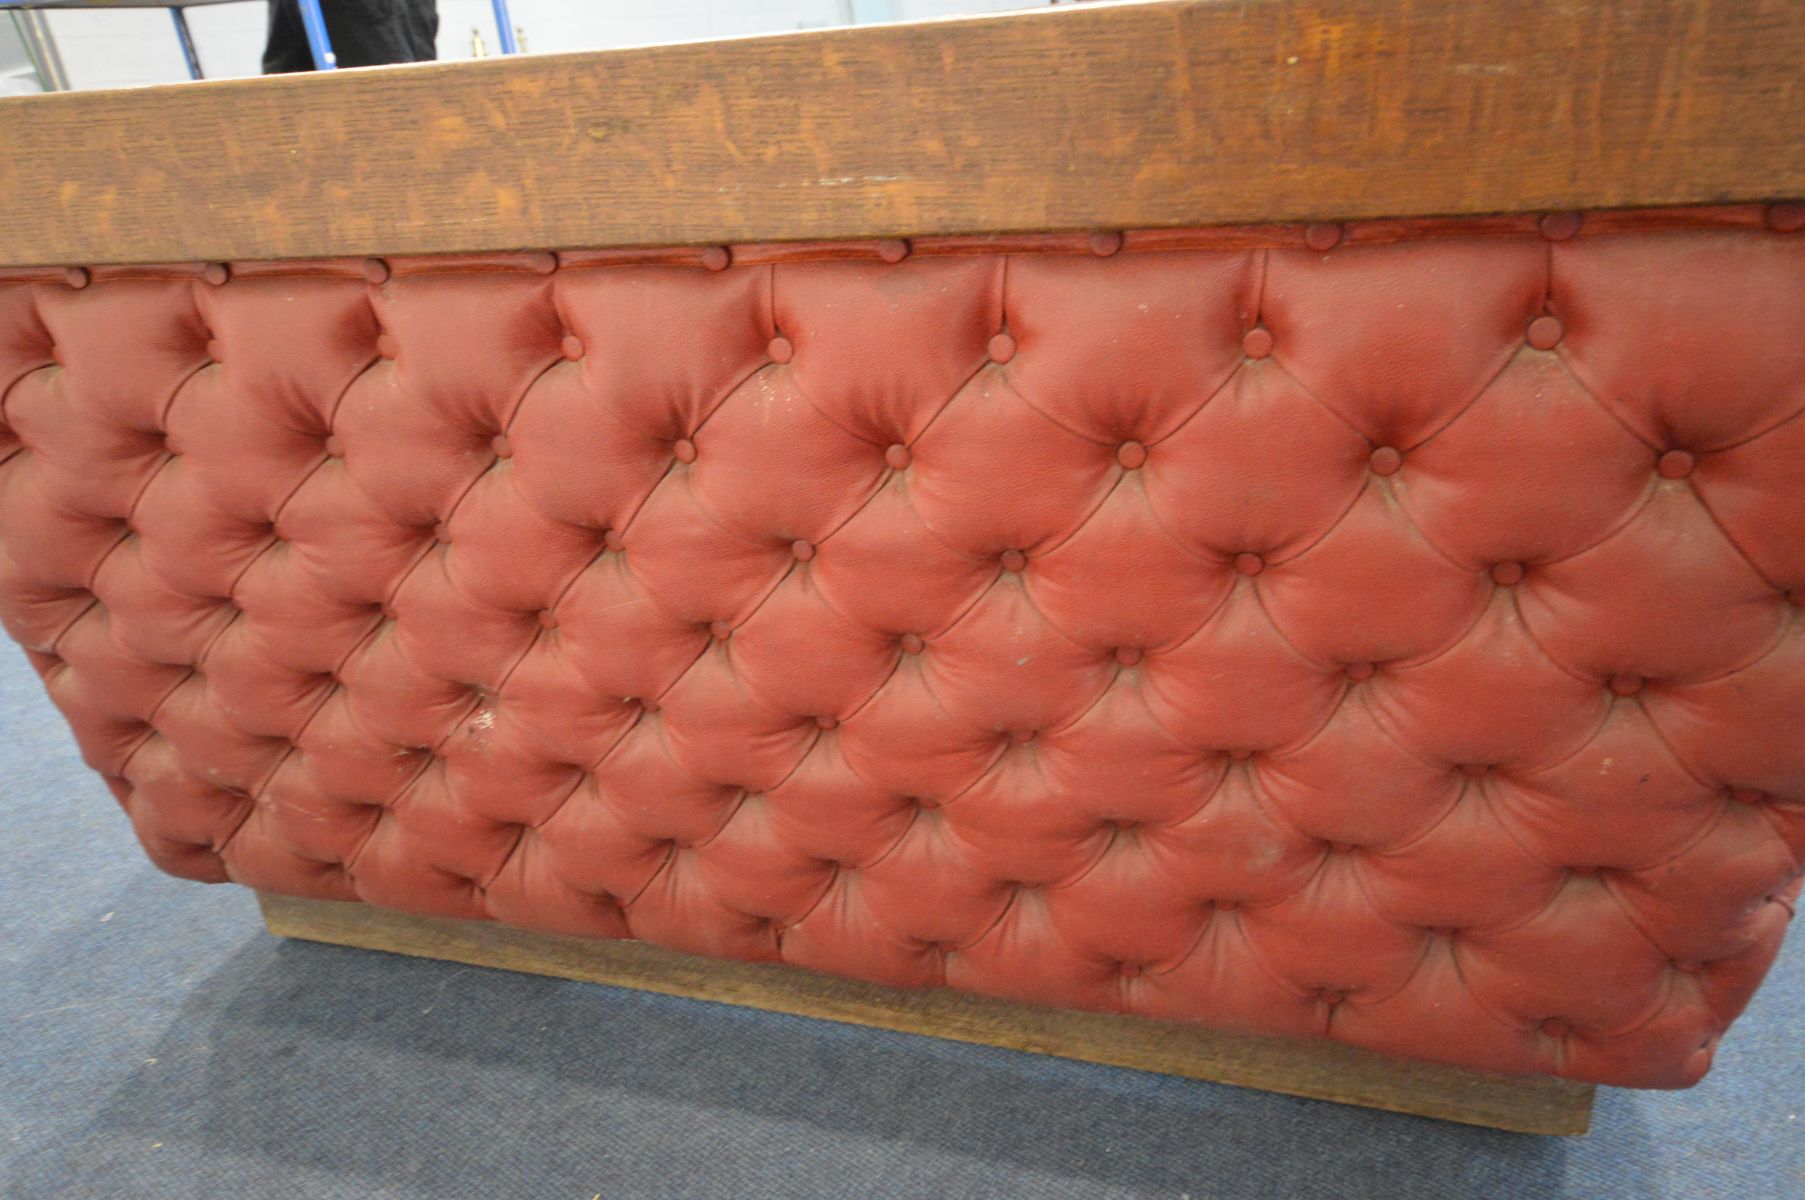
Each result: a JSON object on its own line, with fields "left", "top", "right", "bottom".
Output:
{"left": 1, "top": 209, "right": 1801, "bottom": 1088}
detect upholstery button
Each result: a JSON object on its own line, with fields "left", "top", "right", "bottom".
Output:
{"left": 814, "top": 715, "right": 838, "bottom": 731}
{"left": 1317, "top": 988, "right": 1345, "bottom": 1006}
{"left": 1114, "top": 646, "right": 1143, "bottom": 666}
{"left": 1431, "top": 926, "right": 1459, "bottom": 939}
{"left": 1765, "top": 202, "right": 1805, "bottom": 233}
{"left": 432, "top": 522, "right": 451, "bottom": 543}
{"left": 1570, "top": 865, "right": 1600, "bottom": 877}
{"left": 673, "top": 438, "right": 698, "bottom": 464}
{"left": 700, "top": 246, "right": 732, "bottom": 272}
{"left": 1304, "top": 222, "right": 1343, "bottom": 251}
{"left": 63, "top": 266, "right": 90, "bottom": 289}
{"left": 1120, "top": 963, "right": 1142, "bottom": 979}
{"left": 1234, "top": 552, "right": 1264, "bottom": 577}
{"left": 767, "top": 336, "right": 794, "bottom": 363}
{"left": 1089, "top": 231, "right": 1124, "bottom": 257}
{"left": 1609, "top": 673, "right": 1644, "bottom": 697}
{"left": 1657, "top": 449, "right": 1695, "bottom": 479}
{"left": 1368, "top": 445, "right": 1403, "bottom": 476}
{"left": 205, "top": 339, "right": 225, "bottom": 363}
{"left": 1213, "top": 899, "right": 1239, "bottom": 912}
{"left": 791, "top": 539, "right": 816, "bottom": 562}
{"left": 560, "top": 335, "right": 584, "bottom": 361}
{"left": 1541, "top": 1019, "right": 1572, "bottom": 1038}
{"left": 1242, "top": 327, "right": 1274, "bottom": 359}
{"left": 528, "top": 251, "right": 559, "bottom": 275}
{"left": 1000, "top": 549, "right": 1027, "bottom": 573}
{"left": 987, "top": 333, "right": 1017, "bottom": 363}
{"left": 1728, "top": 787, "right": 1767, "bottom": 805}
{"left": 1116, "top": 441, "right": 1147, "bottom": 469}
{"left": 899, "top": 633, "right": 925, "bottom": 655}
{"left": 1539, "top": 212, "right": 1584, "bottom": 241}
{"left": 639, "top": 697, "right": 660, "bottom": 714}
{"left": 491, "top": 435, "right": 513, "bottom": 459}
{"left": 1527, "top": 315, "right": 1564, "bottom": 350}
{"left": 323, "top": 435, "right": 345, "bottom": 458}
{"left": 376, "top": 334, "right": 399, "bottom": 360}
{"left": 1459, "top": 763, "right": 1490, "bottom": 778}
{"left": 1010, "top": 729, "right": 1036, "bottom": 745}
{"left": 536, "top": 609, "right": 558, "bottom": 629}
{"left": 884, "top": 443, "right": 912, "bottom": 470}
{"left": 877, "top": 238, "right": 911, "bottom": 263}
{"left": 1673, "top": 960, "right": 1705, "bottom": 975}
{"left": 603, "top": 529, "right": 626, "bottom": 552}
{"left": 202, "top": 262, "right": 231, "bottom": 286}
{"left": 1329, "top": 841, "right": 1356, "bottom": 854}
{"left": 1228, "top": 748, "right": 1254, "bottom": 761}
{"left": 362, "top": 258, "right": 390, "bottom": 284}
{"left": 709, "top": 619, "right": 733, "bottom": 640}
{"left": 914, "top": 795, "right": 940, "bottom": 810}
{"left": 1345, "top": 661, "right": 1374, "bottom": 681}
{"left": 1490, "top": 561, "right": 1525, "bottom": 586}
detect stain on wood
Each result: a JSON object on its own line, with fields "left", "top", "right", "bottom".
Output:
{"left": 2, "top": 0, "right": 1801, "bottom": 267}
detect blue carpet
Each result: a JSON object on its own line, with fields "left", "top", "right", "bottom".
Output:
{"left": 1, "top": 644, "right": 1799, "bottom": 1199}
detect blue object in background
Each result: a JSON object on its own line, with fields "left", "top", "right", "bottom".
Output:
{"left": 295, "top": 0, "right": 333, "bottom": 70}
{"left": 490, "top": 0, "right": 517, "bottom": 54}
{"left": 166, "top": 7, "right": 202, "bottom": 79}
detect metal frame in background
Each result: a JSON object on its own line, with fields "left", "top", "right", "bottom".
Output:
{"left": 167, "top": 3, "right": 200, "bottom": 77}
{"left": 7, "top": 6, "right": 69, "bottom": 90}
{"left": 0, "top": 0, "right": 520, "bottom": 84}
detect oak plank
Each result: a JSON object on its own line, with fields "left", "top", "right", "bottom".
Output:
{"left": 2, "top": 0, "right": 1802, "bottom": 267}
{"left": 258, "top": 891, "right": 1595, "bottom": 1135}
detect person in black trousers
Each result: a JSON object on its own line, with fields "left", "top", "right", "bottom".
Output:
{"left": 262, "top": 0, "right": 439, "bottom": 73}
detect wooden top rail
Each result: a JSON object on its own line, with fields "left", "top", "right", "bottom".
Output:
{"left": 2, "top": 0, "right": 1802, "bottom": 267}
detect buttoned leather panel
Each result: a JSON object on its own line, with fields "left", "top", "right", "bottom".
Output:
{"left": 2, "top": 209, "right": 1801, "bottom": 1088}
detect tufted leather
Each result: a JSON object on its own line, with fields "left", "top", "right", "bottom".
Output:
{"left": 1, "top": 208, "right": 1801, "bottom": 1089}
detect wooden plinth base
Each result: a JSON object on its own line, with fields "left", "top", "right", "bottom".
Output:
{"left": 257, "top": 892, "right": 1594, "bottom": 1135}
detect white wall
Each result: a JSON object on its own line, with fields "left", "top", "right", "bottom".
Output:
{"left": 44, "top": 3, "right": 264, "bottom": 91}
{"left": 40, "top": 0, "right": 1040, "bottom": 91}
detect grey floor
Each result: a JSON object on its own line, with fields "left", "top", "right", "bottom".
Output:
{"left": 1, "top": 644, "right": 1800, "bottom": 1199}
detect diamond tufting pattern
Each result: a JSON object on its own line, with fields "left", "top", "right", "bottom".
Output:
{"left": 1, "top": 210, "right": 1801, "bottom": 1088}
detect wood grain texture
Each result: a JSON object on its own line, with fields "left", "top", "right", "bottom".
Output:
{"left": 2, "top": 0, "right": 1802, "bottom": 267}
{"left": 258, "top": 892, "right": 1596, "bottom": 1135}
